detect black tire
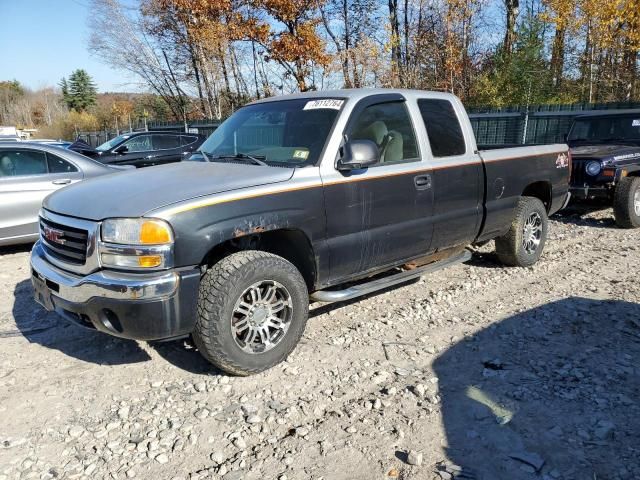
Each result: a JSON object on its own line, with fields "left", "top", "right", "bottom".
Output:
{"left": 193, "top": 251, "right": 309, "bottom": 376}
{"left": 495, "top": 197, "right": 548, "bottom": 267}
{"left": 613, "top": 177, "right": 640, "bottom": 228}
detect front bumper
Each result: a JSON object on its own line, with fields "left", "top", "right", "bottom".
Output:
{"left": 30, "top": 241, "right": 200, "bottom": 340}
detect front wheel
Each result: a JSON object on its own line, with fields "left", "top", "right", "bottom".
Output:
{"left": 613, "top": 177, "right": 640, "bottom": 228}
{"left": 193, "top": 251, "right": 309, "bottom": 376}
{"left": 495, "top": 197, "right": 548, "bottom": 267}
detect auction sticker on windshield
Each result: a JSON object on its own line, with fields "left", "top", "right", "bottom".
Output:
{"left": 303, "top": 99, "right": 344, "bottom": 110}
{"left": 633, "top": 119, "right": 640, "bottom": 127}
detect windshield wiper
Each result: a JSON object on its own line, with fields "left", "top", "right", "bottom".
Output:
{"left": 209, "top": 153, "right": 268, "bottom": 166}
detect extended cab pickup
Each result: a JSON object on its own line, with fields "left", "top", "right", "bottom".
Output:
{"left": 30, "top": 89, "right": 570, "bottom": 375}
{"left": 567, "top": 111, "right": 640, "bottom": 227}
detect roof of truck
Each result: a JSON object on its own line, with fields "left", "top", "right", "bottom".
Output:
{"left": 249, "top": 88, "right": 459, "bottom": 105}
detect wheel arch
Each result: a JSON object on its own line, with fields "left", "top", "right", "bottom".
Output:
{"left": 201, "top": 228, "right": 317, "bottom": 291}
{"left": 522, "top": 181, "right": 552, "bottom": 212}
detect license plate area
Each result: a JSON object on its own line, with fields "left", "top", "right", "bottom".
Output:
{"left": 32, "top": 269, "right": 57, "bottom": 311}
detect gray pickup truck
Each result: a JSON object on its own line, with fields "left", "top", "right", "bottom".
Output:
{"left": 31, "top": 89, "right": 570, "bottom": 375}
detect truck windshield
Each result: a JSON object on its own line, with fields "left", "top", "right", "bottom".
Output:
{"left": 568, "top": 116, "right": 640, "bottom": 145}
{"left": 199, "top": 98, "right": 344, "bottom": 167}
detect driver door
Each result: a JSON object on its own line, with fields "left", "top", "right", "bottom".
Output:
{"left": 322, "top": 97, "right": 435, "bottom": 283}
{"left": 113, "top": 134, "right": 154, "bottom": 167}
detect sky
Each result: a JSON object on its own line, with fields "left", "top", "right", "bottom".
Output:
{"left": 0, "top": 0, "right": 136, "bottom": 92}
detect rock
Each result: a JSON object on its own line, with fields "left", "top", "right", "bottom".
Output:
{"left": 155, "top": 453, "right": 169, "bottom": 464}
{"left": 151, "top": 380, "right": 163, "bottom": 388}
{"left": 194, "top": 382, "right": 207, "bottom": 392}
{"left": 126, "top": 469, "right": 136, "bottom": 478}
{"left": 371, "top": 371, "right": 389, "bottom": 385}
{"left": 508, "top": 451, "right": 545, "bottom": 472}
{"left": 118, "top": 406, "right": 130, "bottom": 420}
{"left": 406, "top": 450, "right": 423, "bottom": 466}
{"left": 194, "top": 408, "right": 210, "bottom": 419}
{"left": 414, "top": 384, "right": 426, "bottom": 398}
{"left": 68, "top": 426, "right": 84, "bottom": 439}
{"left": 233, "top": 437, "right": 247, "bottom": 449}
{"left": 211, "top": 451, "right": 225, "bottom": 465}
{"left": 594, "top": 420, "right": 615, "bottom": 440}
{"left": 246, "top": 414, "right": 262, "bottom": 424}
{"left": 241, "top": 404, "right": 258, "bottom": 415}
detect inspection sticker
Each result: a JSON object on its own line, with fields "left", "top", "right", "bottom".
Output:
{"left": 292, "top": 149, "right": 310, "bottom": 160}
{"left": 303, "top": 99, "right": 344, "bottom": 110}
{"left": 632, "top": 119, "right": 640, "bottom": 127}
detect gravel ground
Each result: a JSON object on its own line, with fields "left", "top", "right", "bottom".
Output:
{"left": 0, "top": 206, "right": 638, "bottom": 480}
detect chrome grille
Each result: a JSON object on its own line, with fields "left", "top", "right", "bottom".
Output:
{"left": 40, "top": 216, "right": 88, "bottom": 265}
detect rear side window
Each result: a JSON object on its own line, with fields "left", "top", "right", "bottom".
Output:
{"left": 417, "top": 99, "right": 466, "bottom": 157}
{"left": 47, "top": 153, "right": 78, "bottom": 173}
{"left": 153, "top": 135, "right": 181, "bottom": 150}
{"left": 0, "top": 149, "right": 47, "bottom": 177}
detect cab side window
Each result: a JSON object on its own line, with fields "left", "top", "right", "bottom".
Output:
{"left": 123, "top": 135, "right": 152, "bottom": 153}
{"left": 0, "top": 150, "right": 47, "bottom": 177}
{"left": 417, "top": 99, "right": 466, "bottom": 157}
{"left": 349, "top": 102, "right": 419, "bottom": 165}
{"left": 47, "top": 153, "right": 78, "bottom": 173}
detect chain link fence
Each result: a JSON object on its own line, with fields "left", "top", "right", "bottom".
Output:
{"left": 468, "top": 101, "right": 640, "bottom": 146}
{"left": 77, "top": 102, "right": 640, "bottom": 148}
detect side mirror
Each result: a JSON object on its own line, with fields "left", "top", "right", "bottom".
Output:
{"left": 337, "top": 139, "right": 379, "bottom": 171}
{"left": 113, "top": 144, "right": 129, "bottom": 155}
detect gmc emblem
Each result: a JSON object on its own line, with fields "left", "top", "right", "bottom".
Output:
{"left": 43, "top": 226, "right": 65, "bottom": 245}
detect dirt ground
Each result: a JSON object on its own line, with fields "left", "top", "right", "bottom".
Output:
{"left": 0, "top": 206, "right": 638, "bottom": 480}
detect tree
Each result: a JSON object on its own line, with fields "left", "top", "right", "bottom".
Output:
{"left": 60, "top": 69, "right": 97, "bottom": 112}
{"left": 503, "top": 0, "right": 519, "bottom": 56}
{"left": 253, "top": 0, "right": 331, "bottom": 91}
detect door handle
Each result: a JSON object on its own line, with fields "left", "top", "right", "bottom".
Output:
{"left": 414, "top": 174, "right": 432, "bottom": 190}
{"left": 52, "top": 179, "right": 72, "bottom": 185}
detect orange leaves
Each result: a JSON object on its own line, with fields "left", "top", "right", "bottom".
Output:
{"left": 268, "top": 20, "right": 330, "bottom": 66}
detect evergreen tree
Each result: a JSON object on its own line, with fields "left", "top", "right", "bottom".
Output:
{"left": 58, "top": 77, "right": 70, "bottom": 107}
{"left": 62, "top": 69, "right": 97, "bottom": 112}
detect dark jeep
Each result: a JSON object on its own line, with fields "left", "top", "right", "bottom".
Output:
{"left": 567, "top": 111, "right": 640, "bottom": 227}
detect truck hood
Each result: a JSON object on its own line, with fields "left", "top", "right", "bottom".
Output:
{"left": 571, "top": 144, "right": 640, "bottom": 163}
{"left": 44, "top": 161, "right": 295, "bottom": 221}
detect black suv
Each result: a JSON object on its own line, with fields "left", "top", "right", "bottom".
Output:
{"left": 567, "top": 111, "right": 640, "bottom": 227}
{"left": 72, "top": 132, "right": 205, "bottom": 168}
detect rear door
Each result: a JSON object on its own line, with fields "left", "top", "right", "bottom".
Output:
{"left": 0, "top": 149, "right": 80, "bottom": 242}
{"left": 322, "top": 95, "right": 435, "bottom": 283}
{"left": 150, "top": 134, "right": 183, "bottom": 165}
{"left": 416, "top": 98, "right": 483, "bottom": 249}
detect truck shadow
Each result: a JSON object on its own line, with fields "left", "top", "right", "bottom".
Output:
{"left": 0, "top": 243, "right": 34, "bottom": 256}
{"left": 433, "top": 297, "right": 640, "bottom": 480}
{"left": 11, "top": 279, "right": 151, "bottom": 365}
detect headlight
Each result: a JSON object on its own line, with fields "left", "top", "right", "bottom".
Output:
{"left": 586, "top": 161, "right": 602, "bottom": 176}
{"left": 102, "top": 218, "right": 173, "bottom": 245}
{"left": 100, "top": 218, "right": 173, "bottom": 270}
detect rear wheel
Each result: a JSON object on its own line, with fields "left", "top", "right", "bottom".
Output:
{"left": 613, "top": 177, "right": 640, "bottom": 228}
{"left": 193, "top": 251, "right": 309, "bottom": 376}
{"left": 495, "top": 197, "right": 548, "bottom": 267}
